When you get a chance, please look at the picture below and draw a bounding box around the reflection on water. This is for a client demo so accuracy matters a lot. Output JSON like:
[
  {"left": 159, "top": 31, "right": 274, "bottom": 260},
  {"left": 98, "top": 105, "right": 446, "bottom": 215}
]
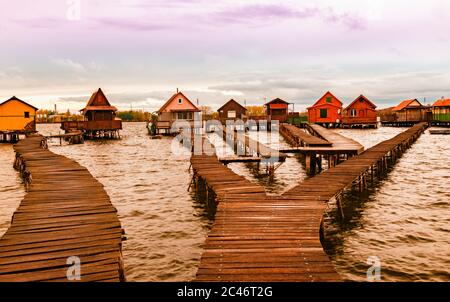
[{"left": 0, "top": 124, "right": 448, "bottom": 282}]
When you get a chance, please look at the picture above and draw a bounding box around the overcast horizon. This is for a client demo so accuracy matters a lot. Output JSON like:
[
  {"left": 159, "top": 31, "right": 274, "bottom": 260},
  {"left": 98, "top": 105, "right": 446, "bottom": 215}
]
[{"left": 2, "top": 0, "right": 450, "bottom": 112}]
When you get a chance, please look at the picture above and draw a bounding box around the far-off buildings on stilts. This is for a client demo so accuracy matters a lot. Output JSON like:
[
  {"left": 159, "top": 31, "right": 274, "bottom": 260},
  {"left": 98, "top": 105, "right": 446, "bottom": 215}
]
[
  {"left": 391, "top": 99, "right": 431, "bottom": 126},
  {"left": 264, "top": 98, "right": 289, "bottom": 123},
  {"left": 61, "top": 88, "right": 122, "bottom": 139},
  {"left": 156, "top": 90, "right": 201, "bottom": 135},
  {"left": 341, "top": 95, "right": 378, "bottom": 128},
  {"left": 0, "top": 96, "right": 38, "bottom": 143},
  {"left": 307, "top": 91, "right": 343, "bottom": 127},
  {"left": 432, "top": 98, "right": 450, "bottom": 126},
  {"left": 216, "top": 99, "right": 247, "bottom": 131}
]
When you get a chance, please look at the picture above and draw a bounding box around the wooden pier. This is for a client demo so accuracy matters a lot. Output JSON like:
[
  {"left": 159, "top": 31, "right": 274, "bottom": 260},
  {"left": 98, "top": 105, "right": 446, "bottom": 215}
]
[
  {"left": 280, "top": 124, "right": 332, "bottom": 147},
  {"left": 0, "top": 135, "right": 125, "bottom": 282},
  {"left": 45, "top": 131, "right": 84, "bottom": 145},
  {"left": 280, "top": 123, "right": 364, "bottom": 175},
  {"left": 222, "top": 128, "right": 287, "bottom": 163},
  {"left": 191, "top": 139, "right": 340, "bottom": 282},
  {"left": 192, "top": 123, "right": 428, "bottom": 282}
]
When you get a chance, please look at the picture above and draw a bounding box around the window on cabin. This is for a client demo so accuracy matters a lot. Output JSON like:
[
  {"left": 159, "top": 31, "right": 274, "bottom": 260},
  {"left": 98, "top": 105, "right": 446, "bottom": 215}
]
[
  {"left": 24, "top": 112, "right": 30, "bottom": 118},
  {"left": 178, "top": 99, "right": 182, "bottom": 104},
  {"left": 320, "top": 109, "right": 327, "bottom": 118},
  {"left": 350, "top": 109, "right": 357, "bottom": 117},
  {"left": 228, "top": 110, "right": 236, "bottom": 118},
  {"left": 326, "top": 97, "right": 332, "bottom": 103}
]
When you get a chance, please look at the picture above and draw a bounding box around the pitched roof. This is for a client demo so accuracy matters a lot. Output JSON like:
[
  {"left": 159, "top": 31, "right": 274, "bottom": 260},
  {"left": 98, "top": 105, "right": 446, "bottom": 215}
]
[
  {"left": 344, "top": 95, "right": 377, "bottom": 110},
  {"left": 0, "top": 96, "right": 38, "bottom": 110},
  {"left": 157, "top": 91, "right": 200, "bottom": 113},
  {"left": 81, "top": 88, "right": 117, "bottom": 112},
  {"left": 310, "top": 91, "right": 343, "bottom": 108},
  {"left": 264, "top": 98, "right": 289, "bottom": 106},
  {"left": 217, "top": 99, "right": 247, "bottom": 112},
  {"left": 432, "top": 98, "right": 450, "bottom": 107},
  {"left": 393, "top": 99, "right": 422, "bottom": 111}
]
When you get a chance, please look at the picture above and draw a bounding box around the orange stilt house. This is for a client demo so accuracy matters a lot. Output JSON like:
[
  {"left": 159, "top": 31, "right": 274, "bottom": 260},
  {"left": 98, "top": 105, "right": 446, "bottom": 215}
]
[
  {"left": 156, "top": 90, "right": 201, "bottom": 135},
  {"left": 307, "top": 92, "right": 343, "bottom": 127},
  {"left": 61, "top": 88, "right": 122, "bottom": 138},
  {"left": 265, "top": 98, "right": 289, "bottom": 122},
  {"left": 342, "top": 95, "right": 378, "bottom": 128},
  {"left": 0, "top": 96, "right": 38, "bottom": 143}
]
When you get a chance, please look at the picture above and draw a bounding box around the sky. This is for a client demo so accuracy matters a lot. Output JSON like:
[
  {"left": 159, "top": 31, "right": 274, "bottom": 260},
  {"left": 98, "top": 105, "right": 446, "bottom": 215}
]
[{"left": 1, "top": 0, "right": 450, "bottom": 112}]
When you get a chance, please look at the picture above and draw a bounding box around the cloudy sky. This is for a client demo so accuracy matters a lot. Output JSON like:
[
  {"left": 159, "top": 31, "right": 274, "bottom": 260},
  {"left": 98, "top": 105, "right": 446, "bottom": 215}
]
[{"left": 1, "top": 0, "right": 450, "bottom": 112}]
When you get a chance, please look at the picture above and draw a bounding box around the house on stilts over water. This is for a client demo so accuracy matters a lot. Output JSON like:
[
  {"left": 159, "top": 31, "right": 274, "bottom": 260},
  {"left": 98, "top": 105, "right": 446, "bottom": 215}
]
[
  {"left": 156, "top": 90, "right": 201, "bottom": 135},
  {"left": 388, "top": 99, "right": 431, "bottom": 126},
  {"left": 341, "top": 95, "right": 378, "bottom": 128},
  {"left": 0, "top": 96, "right": 38, "bottom": 143},
  {"left": 431, "top": 98, "right": 450, "bottom": 126},
  {"left": 307, "top": 91, "right": 343, "bottom": 127},
  {"left": 61, "top": 88, "right": 122, "bottom": 139}
]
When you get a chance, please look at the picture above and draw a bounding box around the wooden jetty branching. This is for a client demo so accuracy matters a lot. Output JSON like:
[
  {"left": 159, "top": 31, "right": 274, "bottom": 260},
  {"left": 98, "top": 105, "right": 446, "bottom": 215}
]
[
  {"left": 280, "top": 123, "right": 364, "bottom": 175},
  {"left": 191, "top": 122, "right": 428, "bottom": 282},
  {"left": 0, "top": 134, "right": 125, "bottom": 282}
]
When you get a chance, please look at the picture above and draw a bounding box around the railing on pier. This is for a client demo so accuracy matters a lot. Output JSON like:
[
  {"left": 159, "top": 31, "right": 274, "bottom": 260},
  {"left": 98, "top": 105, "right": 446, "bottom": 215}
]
[{"left": 61, "top": 120, "right": 122, "bottom": 132}]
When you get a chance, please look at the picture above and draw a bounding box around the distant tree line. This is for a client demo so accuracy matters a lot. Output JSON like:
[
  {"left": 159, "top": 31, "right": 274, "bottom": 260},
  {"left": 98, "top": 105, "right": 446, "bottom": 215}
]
[{"left": 116, "top": 110, "right": 152, "bottom": 122}]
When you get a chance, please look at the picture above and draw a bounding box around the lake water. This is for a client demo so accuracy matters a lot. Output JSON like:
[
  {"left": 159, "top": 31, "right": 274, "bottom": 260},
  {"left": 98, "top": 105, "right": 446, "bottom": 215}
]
[{"left": 0, "top": 123, "right": 448, "bottom": 281}]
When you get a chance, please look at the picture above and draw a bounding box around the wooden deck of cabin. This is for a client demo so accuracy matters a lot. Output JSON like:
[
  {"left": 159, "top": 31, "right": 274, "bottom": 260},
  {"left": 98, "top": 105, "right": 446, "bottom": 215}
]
[
  {"left": 192, "top": 123, "right": 428, "bottom": 282},
  {"left": 0, "top": 135, "right": 125, "bottom": 282}
]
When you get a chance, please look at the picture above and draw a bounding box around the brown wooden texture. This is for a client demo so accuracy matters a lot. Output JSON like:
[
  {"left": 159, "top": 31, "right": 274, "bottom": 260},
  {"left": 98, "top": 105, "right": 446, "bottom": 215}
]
[
  {"left": 0, "top": 135, "right": 125, "bottom": 282},
  {"left": 193, "top": 123, "right": 428, "bottom": 282}
]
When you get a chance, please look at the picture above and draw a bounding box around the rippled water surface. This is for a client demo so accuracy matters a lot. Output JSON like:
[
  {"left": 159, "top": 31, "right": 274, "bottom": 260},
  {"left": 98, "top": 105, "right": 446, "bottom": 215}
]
[
  {"left": 324, "top": 127, "right": 450, "bottom": 281},
  {"left": 0, "top": 123, "right": 448, "bottom": 281},
  {"left": 0, "top": 145, "right": 24, "bottom": 236},
  {"left": 37, "top": 123, "right": 212, "bottom": 281}
]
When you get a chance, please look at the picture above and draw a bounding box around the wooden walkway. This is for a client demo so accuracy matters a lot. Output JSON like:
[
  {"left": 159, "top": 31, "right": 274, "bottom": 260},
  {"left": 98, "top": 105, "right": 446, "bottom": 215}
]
[
  {"left": 304, "top": 124, "right": 364, "bottom": 154},
  {"left": 284, "top": 123, "right": 428, "bottom": 217},
  {"left": 222, "top": 129, "right": 287, "bottom": 162},
  {"left": 0, "top": 135, "right": 125, "bottom": 282},
  {"left": 192, "top": 123, "right": 428, "bottom": 282},
  {"left": 280, "top": 124, "right": 332, "bottom": 147},
  {"left": 191, "top": 139, "right": 340, "bottom": 282}
]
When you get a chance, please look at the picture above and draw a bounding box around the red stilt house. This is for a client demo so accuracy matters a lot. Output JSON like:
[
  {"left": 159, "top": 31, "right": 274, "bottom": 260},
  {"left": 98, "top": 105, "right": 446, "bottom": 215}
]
[
  {"left": 342, "top": 95, "right": 378, "bottom": 128},
  {"left": 307, "top": 92, "right": 343, "bottom": 127},
  {"left": 265, "top": 98, "right": 289, "bottom": 122}
]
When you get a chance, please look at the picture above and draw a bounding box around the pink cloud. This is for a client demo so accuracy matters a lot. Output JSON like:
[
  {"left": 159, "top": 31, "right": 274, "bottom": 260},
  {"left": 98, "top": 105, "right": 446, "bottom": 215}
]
[
  {"left": 93, "top": 18, "right": 170, "bottom": 31},
  {"left": 212, "top": 4, "right": 366, "bottom": 30}
]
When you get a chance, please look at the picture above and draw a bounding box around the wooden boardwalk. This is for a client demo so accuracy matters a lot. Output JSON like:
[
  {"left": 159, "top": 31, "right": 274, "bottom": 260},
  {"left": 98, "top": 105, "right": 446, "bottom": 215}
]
[
  {"left": 280, "top": 123, "right": 365, "bottom": 175},
  {"left": 305, "top": 124, "right": 364, "bottom": 154},
  {"left": 193, "top": 123, "right": 428, "bottom": 282},
  {"left": 222, "top": 129, "right": 287, "bottom": 162},
  {"left": 280, "top": 124, "right": 332, "bottom": 147},
  {"left": 0, "top": 135, "right": 125, "bottom": 282},
  {"left": 191, "top": 139, "right": 340, "bottom": 282},
  {"left": 284, "top": 123, "right": 428, "bottom": 217}
]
